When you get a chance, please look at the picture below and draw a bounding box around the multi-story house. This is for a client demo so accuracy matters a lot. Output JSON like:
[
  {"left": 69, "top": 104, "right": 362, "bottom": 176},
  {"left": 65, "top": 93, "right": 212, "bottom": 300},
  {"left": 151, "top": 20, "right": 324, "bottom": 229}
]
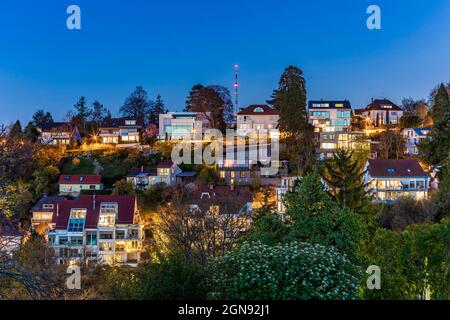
[
  {"left": 99, "top": 118, "right": 142, "bottom": 144},
  {"left": 364, "top": 159, "right": 430, "bottom": 203},
  {"left": 31, "top": 196, "right": 66, "bottom": 232},
  {"left": 39, "top": 122, "right": 81, "bottom": 146},
  {"left": 158, "top": 112, "right": 210, "bottom": 140},
  {"left": 236, "top": 105, "right": 279, "bottom": 137},
  {"left": 47, "top": 195, "right": 145, "bottom": 266},
  {"left": 317, "top": 131, "right": 371, "bottom": 160},
  {"left": 357, "top": 99, "right": 404, "bottom": 127},
  {"left": 308, "top": 100, "right": 352, "bottom": 133},
  {"left": 401, "top": 128, "right": 431, "bottom": 155},
  {"left": 127, "top": 160, "right": 182, "bottom": 189},
  {"left": 59, "top": 175, "right": 103, "bottom": 196}
]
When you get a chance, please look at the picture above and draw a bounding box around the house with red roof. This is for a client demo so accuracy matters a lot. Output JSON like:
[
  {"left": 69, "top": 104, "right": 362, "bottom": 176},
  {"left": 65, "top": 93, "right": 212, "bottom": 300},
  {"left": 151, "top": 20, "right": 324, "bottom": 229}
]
[
  {"left": 46, "top": 195, "right": 144, "bottom": 266},
  {"left": 357, "top": 99, "right": 404, "bottom": 127},
  {"left": 364, "top": 159, "right": 430, "bottom": 203},
  {"left": 236, "top": 104, "right": 279, "bottom": 137},
  {"left": 59, "top": 175, "right": 103, "bottom": 196}
]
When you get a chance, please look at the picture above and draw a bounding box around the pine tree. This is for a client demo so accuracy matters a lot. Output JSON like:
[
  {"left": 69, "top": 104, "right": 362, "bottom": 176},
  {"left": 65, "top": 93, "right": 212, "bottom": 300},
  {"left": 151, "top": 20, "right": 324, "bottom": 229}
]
[
  {"left": 322, "top": 149, "right": 371, "bottom": 213},
  {"left": 74, "top": 96, "right": 90, "bottom": 134},
  {"left": 148, "top": 94, "right": 166, "bottom": 125},
  {"left": 419, "top": 83, "right": 450, "bottom": 166},
  {"left": 271, "top": 66, "right": 308, "bottom": 136}
]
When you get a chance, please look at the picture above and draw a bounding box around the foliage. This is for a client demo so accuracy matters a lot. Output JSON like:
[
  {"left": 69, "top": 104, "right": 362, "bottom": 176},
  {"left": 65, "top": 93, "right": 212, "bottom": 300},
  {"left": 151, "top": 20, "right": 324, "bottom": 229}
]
[
  {"left": 376, "top": 129, "right": 406, "bottom": 160},
  {"left": 284, "top": 172, "right": 365, "bottom": 260},
  {"left": 322, "top": 149, "right": 371, "bottom": 213},
  {"left": 112, "top": 179, "right": 136, "bottom": 195},
  {"left": 148, "top": 94, "right": 166, "bottom": 126},
  {"left": 120, "top": 86, "right": 153, "bottom": 125},
  {"left": 197, "top": 166, "right": 219, "bottom": 186},
  {"left": 364, "top": 219, "right": 450, "bottom": 300},
  {"left": 0, "top": 181, "right": 33, "bottom": 219},
  {"left": 241, "top": 211, "right": 288, "bottom": 246},
  {"left": 212, "top": 241, "right": 361, "bottom": 300},
  {"left": 418, "top": 83, "right": 450, "bottom": 167},
  {"left": 270, "top": 66, "right": 308, "bottom": 135},
  {"left": 31, "top": 166, "right": 60, "bottom": 199},
  {"left": 399, "top": 114, "right": 422, "bottom": 129},
  {"left": 141, "top": 183, "right": 168, "bottom": 210}
]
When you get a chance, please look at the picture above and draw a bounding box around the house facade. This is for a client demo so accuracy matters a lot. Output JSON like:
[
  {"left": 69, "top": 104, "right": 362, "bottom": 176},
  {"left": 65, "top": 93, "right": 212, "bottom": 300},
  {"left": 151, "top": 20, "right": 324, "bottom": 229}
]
[
  {"left": 31, "top": 196, "right": 66, "bottom": 232},
  {"left": 401, "top": 128, "right": 431, "bottom": 155},
  {"left": 59, "top": 175, "right": 103, "bottom": 196},
  {"left": 158, "top": 112, "right": 210, "bottom": 140},
  {"left": 127, "top": 160, "right": 182, "bottom": 189},
  {"left": 317, "top": 131, "right": 370, "bottom": 160},
  {"left": 275, "top": 176, "right": 300, "bottom": 214},
  {"left": 99, "top": 118, "right": 142, "bottom": 144},
  {"left": 308, "top": 100, "right": 352, "bottom": 133},
  {"left": 46, "top": 195, "right": 145, "bottom": 266},
  {"left": 39, "top": 122, "right": 81, "bottom": 146},
  {"left": 364, "top": 159, "right": 430, "bottom": 203},
  {"left": 358, "top": 99, "right": 404, "bottom": 127},
  {"left": 236, "top": 105, "right": 279, "bottom": 137}
]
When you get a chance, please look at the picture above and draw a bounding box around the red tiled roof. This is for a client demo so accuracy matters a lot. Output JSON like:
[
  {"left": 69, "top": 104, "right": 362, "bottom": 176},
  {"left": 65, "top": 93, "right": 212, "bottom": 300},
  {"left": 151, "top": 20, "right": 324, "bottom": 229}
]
[
  {"left": 52, "top": 195, "right": 137, "bottom": 229},
  {"left": 237, "top": 104, "right": 279, "bottom": 115},
  {"left": 59, "top": 175, "right": 102, "bottom": 185},
  {"left": 367, "top": 159, "right": 429, "bottom": 178}
]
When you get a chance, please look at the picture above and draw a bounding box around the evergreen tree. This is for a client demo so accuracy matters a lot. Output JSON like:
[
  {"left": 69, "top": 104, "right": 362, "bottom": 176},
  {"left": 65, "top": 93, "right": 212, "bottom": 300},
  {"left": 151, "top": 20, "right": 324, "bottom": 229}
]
[
  {"left": 270, "top": 66, "right": 308, "bottom": 135},
  {"left": 148, "top": 94, "right": 166, "bottom": 125},
  {"left": 31, "top": 109, "right": 53, "bottom": 128},
  {"left": 419, "top": 83, "right": 450, "bottom": 166},
  {"left": 322, "top": 149, "right": 371, "bottom": 213},
  {"left": 90, "top": 100, "right": 108, "bottom": 126},
  {"left": 74, "top": 96, "right": 90, "bottom": 134},
  {"left": 284, "top": 171, "right": 365, "bottom": 260},
  {"left": 9, "top": 121, "right": 23, "bottom": 138}
]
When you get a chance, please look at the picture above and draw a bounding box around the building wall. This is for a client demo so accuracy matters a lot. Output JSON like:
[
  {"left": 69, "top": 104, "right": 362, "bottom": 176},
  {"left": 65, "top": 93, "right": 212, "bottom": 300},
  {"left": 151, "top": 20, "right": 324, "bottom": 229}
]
[{"left": 59, "top": 183, "right": 103, "bottom": 195}]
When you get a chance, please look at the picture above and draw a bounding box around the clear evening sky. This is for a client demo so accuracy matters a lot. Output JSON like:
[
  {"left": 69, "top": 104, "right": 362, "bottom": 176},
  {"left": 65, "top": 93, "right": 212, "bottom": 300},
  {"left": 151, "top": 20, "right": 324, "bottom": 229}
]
[{"left": 0, "top": 0, "right": 449, "bottom": 125}]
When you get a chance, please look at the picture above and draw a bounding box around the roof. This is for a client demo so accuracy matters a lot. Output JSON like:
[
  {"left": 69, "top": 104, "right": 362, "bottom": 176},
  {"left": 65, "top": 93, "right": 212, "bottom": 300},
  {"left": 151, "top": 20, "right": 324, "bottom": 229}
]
[
  {"left": 367, "top": 159, "right": 429, "bottom": 178},
  {"left": 52, "top": 195, "right": 137, "bottom": 230},
  {"left": 31, "top": 196, "right": 66, "bottom": 212},
  {"left": 100, "top": 117, "right": 143, "bottom": 128},
  {"left": 363, "top": 99, "right": 402, "bottom": 112},
  {"left": 237, "top": 104, "right": 279, "bottom": 115},
  {"left": 40, "top": 122, "right": 72, "bottom": 132},
  {"left": 157, "top": 160, "right": 175, "bottom": 169},
  {"left": 59, "top": 175, "right": 102, "bottom": 185},
  {"left": 308, "top": 100, "right": 352, "bottom": 110},
  {"left": 413, "top": 128, "right": 431, "bottom": 137},
  {"left": 176, "top": 172, "right": 197, "bottom": 178},
  {"left": 189, "top": 186, "right": 253, "bottom": 214},
  {"left": 127, "top": 166, "right": 157, "bottom": 177}
]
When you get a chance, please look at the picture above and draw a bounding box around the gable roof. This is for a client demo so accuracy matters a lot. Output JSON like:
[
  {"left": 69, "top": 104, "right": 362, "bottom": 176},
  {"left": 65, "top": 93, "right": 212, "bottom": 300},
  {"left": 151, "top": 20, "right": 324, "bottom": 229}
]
[
  {"left": 100, "top": 117, "right": 143, "bottom": 128},
  {"left": 40, "top": 122, "right": 73, "bottom": 132},
  {"left": 189, "top": 186, "right": 253, "bottom": 214},
  {"left": 308, "top": 100, "right": 352, "bottom": 110},
  {"left": 31, "top": 196, "right": 66, "bottom": 212},
  {"left": 59, "top": 175, "right": 102, "bottom": 185},
  {"left": 157, "top": 160, "right": 175, "bottom": 169},
  {"left": 363, "top": 99, "right": 402, "bottom": 112},
  {"left": 367, "top": 159, "right": 429, "bottom": 178},
  {"left": 52, "top": 195, "right": 137, "bottom": 229},
  {"left": 237, "top": 104, "right": 278, "bottom": 115}
]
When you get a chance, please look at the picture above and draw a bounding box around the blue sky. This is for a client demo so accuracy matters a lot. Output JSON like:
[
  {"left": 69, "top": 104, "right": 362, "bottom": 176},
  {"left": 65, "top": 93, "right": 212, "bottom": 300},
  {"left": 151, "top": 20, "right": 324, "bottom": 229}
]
[{"left": 0, "top": 0, "right": 449, "bottom": 125}]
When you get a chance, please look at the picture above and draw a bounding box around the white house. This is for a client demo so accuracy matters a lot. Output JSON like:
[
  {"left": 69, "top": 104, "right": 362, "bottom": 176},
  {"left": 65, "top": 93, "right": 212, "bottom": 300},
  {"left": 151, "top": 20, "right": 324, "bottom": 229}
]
[
  {"left": 127, "top": 160, "right": 182, "bottom": 189},
  {"left": 39, "top": 122, "right": 81, "bottom": 146},
  {"left": 99, "top": 118, "right": 142, "bottom": 144},
  {"left": 364, "top": 159, "right": 430, "bottom": 203},
  {"left": 46, "top": 195, "right": 144, "bottom": 266},
  {"left": 158, "top": 112, "right": 210, "bottom": 140},
  {"left": 236, "top": 105, "right": 279, "bottom": 137},
  {"left": 357, "top": 99, "right": 404, "bottom": 127},
  {"left": 59, "top": 175, "right": 103, "bottom": 196},
  {"left": 401, "top": 128, "right": 431, "bottom": 155}
]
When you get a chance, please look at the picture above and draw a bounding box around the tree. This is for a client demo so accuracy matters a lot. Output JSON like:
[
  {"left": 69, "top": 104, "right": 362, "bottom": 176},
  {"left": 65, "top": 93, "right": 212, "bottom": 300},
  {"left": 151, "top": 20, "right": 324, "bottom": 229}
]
[
  {"left": 31, "top": 110, "right": 54, "bottom": 128},
  {"left": 270, "top": 66, "right": 308, "bottom": 135},
  {"left": 284, "top": 172, "right": 365, "bottom": 260},
  {"left": 295, "top": 123, "right": 317, "bottom": 175},
  {"left": 112, "top": 179, "right": 136, "bottom": 195},
  {"left": 401, "top": 98, "right": 429, "bottom": 120},
  {"left": 148, "top": 94, "right": 166, "bottom": 126},
  {"left": 212, "top": 242, "right": 361, "bottom": 300},
  {"left": 322, "top": 149, "right": 371, "bottom": 213},
  {"left": 399, "top": 114, "right": 422, "bottom": 129},
  {"left": 241, "top": 211, "right": 288, "bottom": 246},
  {"left": 377, "top": 129, "right": 406, "bottom": 160},
  {"left": 9, "top": 121, "right": 23, "bottom": 138},
  {"left": 208, "top": 85, "right": 234, "bottom": 124},
  {"left": 185, "top": 85, "right": 226, "bottom": 131},
  {"left": 418, "top": 84, "right": 450, "bottom": 167},
  {"left": 90, "top": 100, "right": 109, "bottom": 126},
  {"left": 120, "top": 86, "right": 153, "bottom": 125},
  {"left": 73, "top": 96, "right": 90, "bottom": 134},
  {"left": 364, "top": 219, "right": 450, "bottom": 300},
  {"left": 31, "top": 166, "right": 60, "bottom": 199}
]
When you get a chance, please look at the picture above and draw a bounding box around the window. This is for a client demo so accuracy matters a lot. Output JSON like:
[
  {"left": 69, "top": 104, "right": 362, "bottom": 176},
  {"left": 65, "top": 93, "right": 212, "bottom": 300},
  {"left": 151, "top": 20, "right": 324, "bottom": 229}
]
[
  {"left": 99, "top": 231, "right": 113, "bottom": 240},
  {"left": 220, "top": 171, "right": 225, "bottom": 179},
  {"left": 67, "top": 218, "right": 85, "bottom": 233},
  {"left": 59, "top": 236, "right": 68, "bottom": 245},
  {"left": 99, "top": 242, "right": 112, "bottom": 252},
  {"left": 159, "top": 168, "right": 170, "bottom": 176},
  {"left": 311, "top": 111, "right": 330, "bottom": 118},
  {"left": 115, "top": 244, "right": 125, "bottom": 252},
  {"left": 43, "top": 204, "right": 54, "bottom": 209},
  {"left": 116, "top": 230, "right": 126, "bottom": 240},
  {"left": 129, "top": 229, "right": 139, "bottom": 239},
  {"left": 337, "top": 111, "right": 351, "bottom": 119},
  {"left": 253, "top": 107, "right": 264, "bottom": 113},
  {"left": 387, "top": 168, "right": 396, "bottom": 174},
  {"left": 86, "top": 232, "right": 97, "bottom": 246},
  {"left": 125, "top": 120, "right": 137, "bottom": 126},
  {"left": 69, "top": 236, "right": 83, "bottom": 246},
  {"left": 321, "top": 143, "right": 336, "bottom": 150}
]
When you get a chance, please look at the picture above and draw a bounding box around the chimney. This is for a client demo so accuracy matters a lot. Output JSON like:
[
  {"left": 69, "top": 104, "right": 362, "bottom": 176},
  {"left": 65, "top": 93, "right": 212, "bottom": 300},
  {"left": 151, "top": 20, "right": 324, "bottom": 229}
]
[
  {"left": 56, "top": 203, "right": 59, "bottom": 217},
  {"left": 93, "top": 194, "right": 96, "bottom": 209},
  {"left": 209, "top": 184, "right": 214, "bottom": 190},
  {"left": 141, "top": 165, "right": 144, "bottom": 173},
  {"left": 230, "top": 184, "right": 234, "bottom": 191}
]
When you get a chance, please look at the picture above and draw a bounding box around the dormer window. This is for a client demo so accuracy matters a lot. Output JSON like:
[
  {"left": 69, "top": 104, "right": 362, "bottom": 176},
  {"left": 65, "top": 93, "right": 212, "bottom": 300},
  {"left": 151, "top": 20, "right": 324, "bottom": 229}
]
[
  {"left": 254, "top": 107, "right": 264, "bottom": 113},
  {"left": 67, "top": 209, "right": 87, "bottom": 233},
  {"left": 98, "top": 203, "right": 118, "bottom": 227},
  {"left": 387, "top": 168, "right": 396, "bottom": 174},
  {"left": 80, "top": 176, "right": 84, "bottom": 182},
  {"left": 43, "top": 204, "right": 54, "bottom": 209},
  {"left": 201, "top": 192, "right": 211, "bottom": 199},
  {"left": 125, "top": 120, "right": 137, "bottom": 126}
]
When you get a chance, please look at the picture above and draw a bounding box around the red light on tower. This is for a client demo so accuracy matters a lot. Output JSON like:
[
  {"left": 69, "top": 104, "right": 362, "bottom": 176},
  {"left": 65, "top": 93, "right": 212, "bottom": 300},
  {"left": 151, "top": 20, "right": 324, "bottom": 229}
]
[{"left": 234, "top": 64, "right": 239, "bottom": 114}]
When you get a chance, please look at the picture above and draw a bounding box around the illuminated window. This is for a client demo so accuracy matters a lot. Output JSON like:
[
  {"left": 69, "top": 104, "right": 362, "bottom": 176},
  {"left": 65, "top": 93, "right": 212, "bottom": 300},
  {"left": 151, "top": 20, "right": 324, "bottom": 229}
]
[
  {"left": 321, "top": 143, "right": 336, "bottom": 150},
  {"left": 67, "top": 209, "right": 86, "bottom": 233}
]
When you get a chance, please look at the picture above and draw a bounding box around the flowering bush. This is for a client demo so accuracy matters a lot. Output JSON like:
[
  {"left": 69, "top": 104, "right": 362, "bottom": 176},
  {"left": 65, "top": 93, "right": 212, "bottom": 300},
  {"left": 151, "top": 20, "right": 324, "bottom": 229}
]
[{"left": 212, "top": 241, "right": 361, "bottom": 300}]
